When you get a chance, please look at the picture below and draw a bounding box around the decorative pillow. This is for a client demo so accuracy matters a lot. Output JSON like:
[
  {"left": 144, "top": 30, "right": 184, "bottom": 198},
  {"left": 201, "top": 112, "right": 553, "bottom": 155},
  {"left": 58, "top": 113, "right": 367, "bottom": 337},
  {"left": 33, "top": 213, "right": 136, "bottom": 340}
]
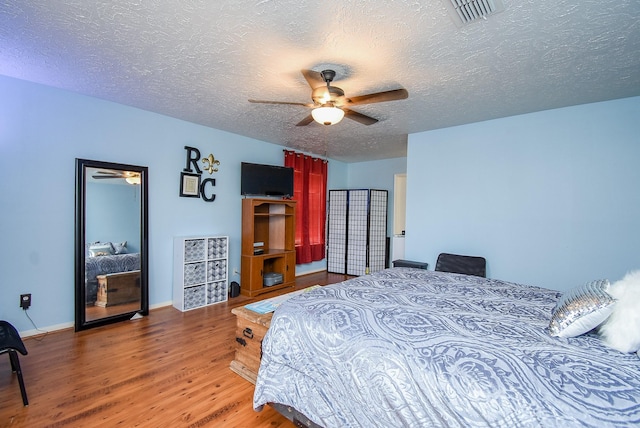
[
  {"left": 548, "top": 279, "right": 614, "bottom": 338},
  {"left": 598, "top": 270, "right": 640, "bottom": 353},
  {"left": 111, "top": 241, "right": 128, "bottom": 255},
  {"left": 88, "top": 242, "right": 114, "bottom": 257},
  {"left": 85, "top": 241, "right": 100, "bottom": 256}
]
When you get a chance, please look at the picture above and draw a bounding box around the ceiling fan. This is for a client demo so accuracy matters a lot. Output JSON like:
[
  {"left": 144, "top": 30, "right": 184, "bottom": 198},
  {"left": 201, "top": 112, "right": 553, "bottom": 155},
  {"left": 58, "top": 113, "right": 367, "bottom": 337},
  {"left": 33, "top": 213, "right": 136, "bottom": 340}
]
[
  {"left": 249, "top": 69, "right": 408, "bottom": 126},
  {"left": 92, "top": 170, "right": 141, "bottom": 185}
]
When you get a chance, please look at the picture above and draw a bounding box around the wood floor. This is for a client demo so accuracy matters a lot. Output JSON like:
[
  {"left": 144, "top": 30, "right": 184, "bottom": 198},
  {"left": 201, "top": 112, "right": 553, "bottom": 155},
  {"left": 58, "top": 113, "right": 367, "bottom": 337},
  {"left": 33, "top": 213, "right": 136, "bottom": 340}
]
[{"left": 0, "top": 271, "right": 352, "bottom": 428}]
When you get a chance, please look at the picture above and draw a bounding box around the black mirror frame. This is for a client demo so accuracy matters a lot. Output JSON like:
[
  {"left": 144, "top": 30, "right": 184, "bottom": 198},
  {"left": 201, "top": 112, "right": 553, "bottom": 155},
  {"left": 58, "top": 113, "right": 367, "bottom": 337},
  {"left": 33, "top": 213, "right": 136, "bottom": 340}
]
[{"left": 74, "top": 158, "right": 149, "bottom": 331}]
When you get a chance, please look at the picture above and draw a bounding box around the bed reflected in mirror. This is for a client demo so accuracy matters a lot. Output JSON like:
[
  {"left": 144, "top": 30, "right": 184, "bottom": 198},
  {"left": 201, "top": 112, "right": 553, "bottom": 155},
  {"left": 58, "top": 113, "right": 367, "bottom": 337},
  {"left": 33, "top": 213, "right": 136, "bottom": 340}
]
[{"left": 75, "top": 159, "right": 148, "bottom": 331}]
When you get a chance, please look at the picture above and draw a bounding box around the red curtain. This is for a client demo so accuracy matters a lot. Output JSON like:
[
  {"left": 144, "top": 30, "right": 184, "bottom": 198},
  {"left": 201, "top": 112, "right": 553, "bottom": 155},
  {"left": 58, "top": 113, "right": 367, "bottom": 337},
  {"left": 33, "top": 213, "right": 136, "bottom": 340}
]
[{"left": 284, "top": 150, "right": 328, "bottom": 264}]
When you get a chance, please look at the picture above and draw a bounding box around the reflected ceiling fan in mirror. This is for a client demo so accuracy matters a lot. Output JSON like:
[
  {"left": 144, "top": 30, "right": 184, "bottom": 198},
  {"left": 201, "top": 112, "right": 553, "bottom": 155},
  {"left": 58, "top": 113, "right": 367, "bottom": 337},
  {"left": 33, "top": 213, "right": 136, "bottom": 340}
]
[
  {"left": 92, "top": 170, "right": 141, "bottom": 185},
  {"left": 249, "top": 69, "right": 408, "bottom": 126}
]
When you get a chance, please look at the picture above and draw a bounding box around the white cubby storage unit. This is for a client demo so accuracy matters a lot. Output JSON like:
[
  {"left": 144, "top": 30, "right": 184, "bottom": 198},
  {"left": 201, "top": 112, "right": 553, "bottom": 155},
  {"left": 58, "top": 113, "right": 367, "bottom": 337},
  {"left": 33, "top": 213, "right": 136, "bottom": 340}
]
[{"left": 173, "top": 236, "right": 229, "bottom": 311}]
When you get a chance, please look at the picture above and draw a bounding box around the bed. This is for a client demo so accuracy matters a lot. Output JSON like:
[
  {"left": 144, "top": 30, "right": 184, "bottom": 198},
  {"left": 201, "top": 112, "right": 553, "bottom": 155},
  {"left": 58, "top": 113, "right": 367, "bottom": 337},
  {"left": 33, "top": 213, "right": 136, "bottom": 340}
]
[
  {"left": 253, "top": 268, "right": 640, "bottom": 427},
  {"left": 85, "top": 252, "right": 140, "bottom": 304}
]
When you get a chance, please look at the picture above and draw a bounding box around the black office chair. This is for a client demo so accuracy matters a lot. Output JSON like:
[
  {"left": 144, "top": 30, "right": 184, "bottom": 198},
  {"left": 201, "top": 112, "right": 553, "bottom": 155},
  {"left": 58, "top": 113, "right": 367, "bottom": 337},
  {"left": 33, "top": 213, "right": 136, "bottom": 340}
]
[
  {"left": 0, "top": 321, "right": 29, "bottom": 406},
  {"left": 435, "top": 252, "right": 487, "bottom": 278}
]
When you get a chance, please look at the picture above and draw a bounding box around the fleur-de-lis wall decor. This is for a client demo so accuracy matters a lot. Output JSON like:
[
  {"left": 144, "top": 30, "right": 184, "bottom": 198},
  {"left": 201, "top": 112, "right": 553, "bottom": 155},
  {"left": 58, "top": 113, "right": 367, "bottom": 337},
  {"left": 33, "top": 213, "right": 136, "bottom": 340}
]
[{"left": 202, "top": 154, "right": 220, "bottom": 174}]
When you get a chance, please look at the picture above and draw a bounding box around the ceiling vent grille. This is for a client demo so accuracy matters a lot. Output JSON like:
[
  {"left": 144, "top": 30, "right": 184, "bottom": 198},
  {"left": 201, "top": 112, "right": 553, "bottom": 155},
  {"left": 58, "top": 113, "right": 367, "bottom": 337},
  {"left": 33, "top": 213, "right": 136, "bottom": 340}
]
[{"left": 444, "top": 0, "right": 504, "bottom": 27}]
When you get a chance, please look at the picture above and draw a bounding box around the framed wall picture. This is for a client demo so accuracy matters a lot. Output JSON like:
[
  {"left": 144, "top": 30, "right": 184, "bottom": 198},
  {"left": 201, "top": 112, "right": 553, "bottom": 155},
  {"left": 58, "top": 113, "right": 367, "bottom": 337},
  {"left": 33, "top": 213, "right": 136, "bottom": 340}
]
[{"left": 180, "top": 172, "right": 200, "bottom": 197}]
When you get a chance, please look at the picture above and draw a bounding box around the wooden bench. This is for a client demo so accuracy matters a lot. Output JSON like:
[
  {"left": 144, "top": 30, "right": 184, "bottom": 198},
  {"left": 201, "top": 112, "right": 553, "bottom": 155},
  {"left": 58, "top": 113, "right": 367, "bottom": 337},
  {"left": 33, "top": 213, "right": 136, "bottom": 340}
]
[
  {"left": 229, "top": 306, "right": 273, "bottom": 384},
  {"left": 95, "top": 270, "right": 141, "bottom": 307}
]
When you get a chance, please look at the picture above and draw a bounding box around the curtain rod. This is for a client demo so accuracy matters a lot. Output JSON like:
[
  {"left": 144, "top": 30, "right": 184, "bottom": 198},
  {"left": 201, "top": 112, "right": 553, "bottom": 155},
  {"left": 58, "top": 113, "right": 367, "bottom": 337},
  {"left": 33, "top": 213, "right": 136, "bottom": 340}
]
[{"left": 283, "top": 149, "right": 329, "bottom": 163}]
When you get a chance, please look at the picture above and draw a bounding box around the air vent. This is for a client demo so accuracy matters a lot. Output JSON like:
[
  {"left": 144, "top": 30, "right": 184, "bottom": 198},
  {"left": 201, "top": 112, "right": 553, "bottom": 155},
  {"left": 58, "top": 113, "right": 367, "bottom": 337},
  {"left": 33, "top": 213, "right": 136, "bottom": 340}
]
[{"left": 444, "top": 0, "right": 504, "bottom": 27}]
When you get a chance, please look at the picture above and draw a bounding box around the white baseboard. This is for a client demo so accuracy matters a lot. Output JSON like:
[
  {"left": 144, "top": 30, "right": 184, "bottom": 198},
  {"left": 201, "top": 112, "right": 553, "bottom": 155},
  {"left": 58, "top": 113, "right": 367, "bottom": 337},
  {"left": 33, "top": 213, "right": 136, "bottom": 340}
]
[
  {"left": 21, "top": 321, "right": 74, "bottom": 338},
  {"left": 20, "top": 302, "right": 174, "bottom": 337},
  {"left": 151, "top": 301, "right": 172, "bottom": 310},
  {"left": 295, "top": 267, "right": 326, "bottom": 276}
]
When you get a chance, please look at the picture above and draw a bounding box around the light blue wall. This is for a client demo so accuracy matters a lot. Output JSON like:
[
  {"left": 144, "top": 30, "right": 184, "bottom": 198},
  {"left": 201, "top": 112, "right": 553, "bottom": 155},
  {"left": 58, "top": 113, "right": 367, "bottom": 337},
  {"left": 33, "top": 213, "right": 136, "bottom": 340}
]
[
  {"left": 405, "top": 96, "right": 640, "bottom": 292},
  {"left": 0, "top": 75, "right": 351, "bottom": 333},
  {"left": 346, "top": 157, "right": 407, "bottom": 232}
]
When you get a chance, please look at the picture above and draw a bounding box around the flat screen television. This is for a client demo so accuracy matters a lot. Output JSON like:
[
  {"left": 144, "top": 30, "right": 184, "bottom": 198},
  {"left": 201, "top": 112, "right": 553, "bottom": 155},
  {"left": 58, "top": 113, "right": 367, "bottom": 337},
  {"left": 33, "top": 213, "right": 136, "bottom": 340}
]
[{"left": 241, "top": 162, "right": 294, "bottom": 197}]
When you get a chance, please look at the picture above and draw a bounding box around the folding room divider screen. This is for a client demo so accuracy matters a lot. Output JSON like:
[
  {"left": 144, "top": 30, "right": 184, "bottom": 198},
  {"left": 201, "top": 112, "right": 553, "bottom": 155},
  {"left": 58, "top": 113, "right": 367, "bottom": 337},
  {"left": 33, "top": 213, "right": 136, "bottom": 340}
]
[{"left": 327, "top": 189, "right": 388, "bottom": 276}]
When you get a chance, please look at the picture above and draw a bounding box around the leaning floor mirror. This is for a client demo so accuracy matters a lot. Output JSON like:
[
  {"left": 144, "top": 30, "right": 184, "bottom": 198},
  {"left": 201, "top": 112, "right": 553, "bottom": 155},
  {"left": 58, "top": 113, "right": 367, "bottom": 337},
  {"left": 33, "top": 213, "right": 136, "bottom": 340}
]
[{"left": 75, "top": 158, "right": 149, "bottom": 331}]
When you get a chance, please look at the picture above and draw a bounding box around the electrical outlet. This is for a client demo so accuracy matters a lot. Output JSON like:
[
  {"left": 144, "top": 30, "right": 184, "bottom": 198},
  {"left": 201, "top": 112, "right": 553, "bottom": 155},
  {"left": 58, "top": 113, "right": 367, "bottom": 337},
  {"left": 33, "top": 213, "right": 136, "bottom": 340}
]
[{"left": 20, "top": 293, "right": 31, "bottom": 310}]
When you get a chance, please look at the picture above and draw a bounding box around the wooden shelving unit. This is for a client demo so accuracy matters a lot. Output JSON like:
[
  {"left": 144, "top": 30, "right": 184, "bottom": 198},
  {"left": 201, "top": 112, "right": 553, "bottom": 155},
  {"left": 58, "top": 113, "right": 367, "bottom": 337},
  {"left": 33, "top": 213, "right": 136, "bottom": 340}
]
[{"left": 241, "top": 198, "right": 296, "bottom": 297}]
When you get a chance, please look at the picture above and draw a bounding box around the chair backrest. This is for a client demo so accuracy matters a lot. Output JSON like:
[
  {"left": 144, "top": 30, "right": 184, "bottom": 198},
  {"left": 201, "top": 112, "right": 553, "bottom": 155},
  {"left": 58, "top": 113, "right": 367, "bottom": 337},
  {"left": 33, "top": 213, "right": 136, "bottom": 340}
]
[
  {"left": 435, "top": 253, "right": 487, "bottom": 277},
  {"left": 0, "top": 321, "right": 28, "bottom": 356}
]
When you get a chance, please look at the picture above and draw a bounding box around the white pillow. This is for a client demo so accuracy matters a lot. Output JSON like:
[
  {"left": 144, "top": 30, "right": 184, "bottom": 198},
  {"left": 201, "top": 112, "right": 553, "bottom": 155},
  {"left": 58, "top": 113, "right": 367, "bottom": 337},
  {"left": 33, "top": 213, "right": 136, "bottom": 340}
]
[
  {"left": 88, "top": 242, "right": 114, "bottom": 257},
  {"left": 548, "top": 279, "right": 614, "bottom": 338},
  {"left": 598, "top": 270, "right": 640, "bottom": 353}
]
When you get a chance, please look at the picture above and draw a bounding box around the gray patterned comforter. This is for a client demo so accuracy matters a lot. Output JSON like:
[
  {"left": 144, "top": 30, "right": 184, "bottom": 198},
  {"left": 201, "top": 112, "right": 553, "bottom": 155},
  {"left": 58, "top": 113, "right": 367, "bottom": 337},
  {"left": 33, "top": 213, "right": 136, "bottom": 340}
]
[
  {"left": 85, "top": 253, "right": 140, "bottom": 303},
  {"left": 254, "top": 268, "right": 640, "bottom": 427}
]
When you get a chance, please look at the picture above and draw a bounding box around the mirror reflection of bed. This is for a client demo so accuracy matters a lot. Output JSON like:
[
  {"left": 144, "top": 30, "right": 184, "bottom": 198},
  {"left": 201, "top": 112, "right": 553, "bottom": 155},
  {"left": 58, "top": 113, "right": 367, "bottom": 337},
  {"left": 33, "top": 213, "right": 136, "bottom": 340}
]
[{"left": 84, "top": 169, "right": 142, "bottom": 322}]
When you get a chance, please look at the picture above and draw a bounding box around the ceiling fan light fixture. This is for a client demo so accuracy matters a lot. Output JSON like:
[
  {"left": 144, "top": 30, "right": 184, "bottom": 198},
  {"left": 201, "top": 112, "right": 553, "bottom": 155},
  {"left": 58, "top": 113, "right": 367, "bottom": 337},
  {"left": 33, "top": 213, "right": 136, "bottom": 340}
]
[
  {"left": 312, "top": 106, "right": 344, "bottom": 126},
  {"left": 125, "top": 176, "right": 141, "bottom": 185}
]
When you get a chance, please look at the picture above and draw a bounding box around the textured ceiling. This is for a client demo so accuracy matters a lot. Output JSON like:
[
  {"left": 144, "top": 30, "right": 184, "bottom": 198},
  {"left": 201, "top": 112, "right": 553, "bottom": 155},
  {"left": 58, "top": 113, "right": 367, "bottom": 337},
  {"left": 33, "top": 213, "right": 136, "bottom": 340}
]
[{"left": 1, "top": 1, "right": 639, "bottom": 162}]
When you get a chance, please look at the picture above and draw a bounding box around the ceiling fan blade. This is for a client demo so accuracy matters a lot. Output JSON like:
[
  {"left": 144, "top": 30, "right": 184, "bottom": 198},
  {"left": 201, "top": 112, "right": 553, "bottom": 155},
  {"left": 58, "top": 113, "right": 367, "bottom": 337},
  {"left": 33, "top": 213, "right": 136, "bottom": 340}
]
[
  {"left": 301, "top": 69, "right": 325, "bottom": 89},
  {"left": 93, "top": 172, "right": 123, "bottom": 177},
  {"left": 249, "top": 99, "right": 312, "bottom": 107},
  {"left": 343, "top": 108, "right": 379, "bottom": 125},
  {"left": 295, "top": 114, "right": 315, "bottom": 126},
  {"left": 346, "top": 88, "right": 408, "bottom": 106}
]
